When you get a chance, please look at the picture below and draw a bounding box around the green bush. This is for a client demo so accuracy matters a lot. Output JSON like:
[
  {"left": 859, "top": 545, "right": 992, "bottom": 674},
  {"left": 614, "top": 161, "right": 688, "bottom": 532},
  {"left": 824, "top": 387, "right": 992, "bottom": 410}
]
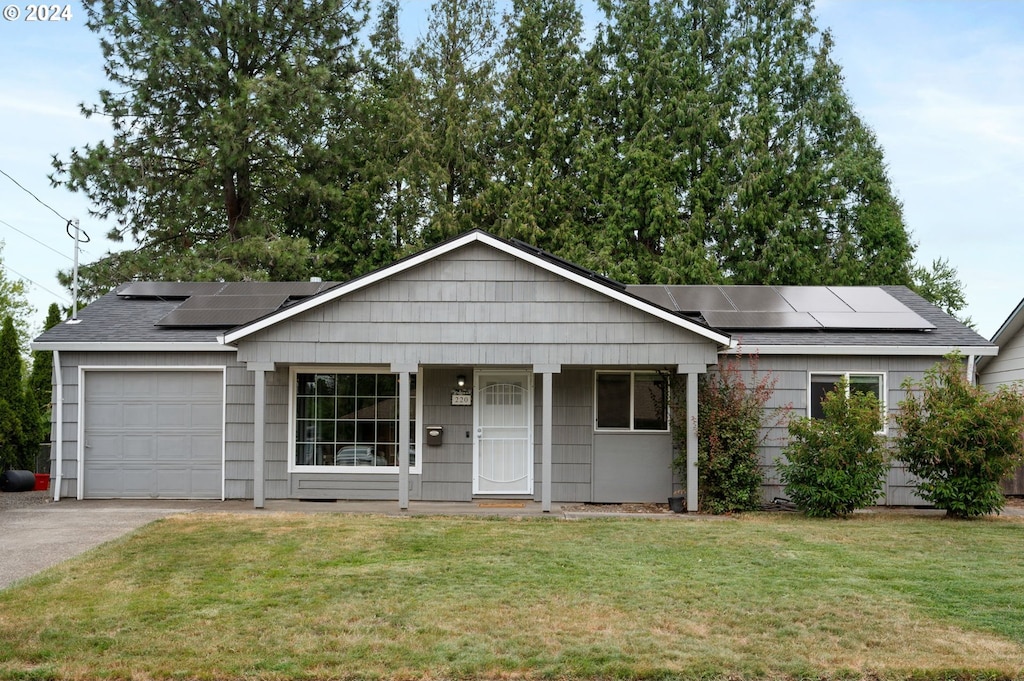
[
  {"left": 779, "top": 378, "right": 888, "bottom": 517},
  {"left": 895, "top": 354, "right": 1024, "bottom": 518},
  {"left": 673, "top": 355, "right": 782, "bottom": 514}
]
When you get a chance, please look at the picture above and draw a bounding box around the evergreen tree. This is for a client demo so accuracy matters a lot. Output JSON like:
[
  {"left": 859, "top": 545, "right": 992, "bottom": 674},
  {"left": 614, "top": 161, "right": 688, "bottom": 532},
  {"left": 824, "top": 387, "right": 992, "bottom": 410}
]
[
  {"left": 27, "top": 303, "right": 63, "bottom": 444},
  {"left": 491, "top": 0, "right": 587, "bottom": 256},
  {"left": 50, "top": 0, "right": 369, "bottom": 296},
  {"left": 0, "top": 316, "right": 25, "bottom": 470},
  {"left": 718, "top": 0, "right": 912, "bottom": 285},
  {"left": 414, "top": 0, "right": 501, "bottom": 243}
]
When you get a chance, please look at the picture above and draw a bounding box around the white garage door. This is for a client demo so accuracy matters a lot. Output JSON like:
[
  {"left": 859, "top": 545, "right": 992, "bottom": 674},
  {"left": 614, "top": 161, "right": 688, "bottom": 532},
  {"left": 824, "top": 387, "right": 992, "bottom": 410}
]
[{"left": 83, "top": 371, "right": 224, "bottom": 499}]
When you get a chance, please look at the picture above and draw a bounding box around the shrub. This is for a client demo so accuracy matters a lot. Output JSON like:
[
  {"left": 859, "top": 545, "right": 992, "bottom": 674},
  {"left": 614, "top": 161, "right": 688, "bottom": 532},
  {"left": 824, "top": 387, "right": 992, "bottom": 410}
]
[
  {"left": 673, "top": 354, "right": 783, "bottom": 514},
  {"left": 895, "top": 354, "right": 1024, "bottom": 518},
  {"left": 779, "top": 378, "right": 888, "bottom": 517}
]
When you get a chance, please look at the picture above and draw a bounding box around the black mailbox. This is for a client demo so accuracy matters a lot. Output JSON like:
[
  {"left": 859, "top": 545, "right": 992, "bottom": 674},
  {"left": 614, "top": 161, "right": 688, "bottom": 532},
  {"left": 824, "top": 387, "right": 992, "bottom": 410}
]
[{"left": 426, "top": 426, "right": 443, "bottom": 446}]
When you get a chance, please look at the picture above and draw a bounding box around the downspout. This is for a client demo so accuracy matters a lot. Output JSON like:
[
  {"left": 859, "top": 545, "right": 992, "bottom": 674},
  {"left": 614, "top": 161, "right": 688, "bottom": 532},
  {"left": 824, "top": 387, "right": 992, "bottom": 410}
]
[
  {"left": 966, "top": 354, "right": 976, "bottom": 386},
  {"left": 52, "top": 349, "right": 63, "bottom": 502}
]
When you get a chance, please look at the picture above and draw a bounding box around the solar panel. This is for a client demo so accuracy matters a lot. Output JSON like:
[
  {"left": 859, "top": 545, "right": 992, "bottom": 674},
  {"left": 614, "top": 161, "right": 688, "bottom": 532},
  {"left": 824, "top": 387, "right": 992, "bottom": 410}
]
[
  {"left": 702, "top": 310, "right": 822, "bottom": 329},
  {"left": 775, "top": 286, "right": 852, "bottom": 312},
  {"left": 829, "top": 287, "right": 910, "bottom": 313},
  {"left": 156, "top": 307, "right": 284, "bottom": 328},
  {"left": 118, "top": 282, "right": 227, "bottom": 298},
  {"left": 723, "top": 286, "right": 794, "bottom": 312},
  {"left": 662, "top": 286, "right": 735, "bottom": 312},
  {"left": 626, "top": 286, "right": 679, "bottom": 311},
  {"left": 810, "top": 312, "right": 936, "bottom": 330}
]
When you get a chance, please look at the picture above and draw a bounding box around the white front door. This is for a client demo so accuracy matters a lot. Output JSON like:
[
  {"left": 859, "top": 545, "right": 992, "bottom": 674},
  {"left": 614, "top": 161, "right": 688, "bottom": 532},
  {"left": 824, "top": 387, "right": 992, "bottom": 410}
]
[{"left": 474, "top": 370, "right": 533, "bottom": 495}]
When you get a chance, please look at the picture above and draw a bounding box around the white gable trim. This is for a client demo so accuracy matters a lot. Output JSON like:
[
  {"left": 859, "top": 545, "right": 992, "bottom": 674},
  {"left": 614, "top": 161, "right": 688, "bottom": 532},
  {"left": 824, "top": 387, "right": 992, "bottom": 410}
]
[
  {"left": 221, "top": 231, "right": 732, "bottom": 346},
  {"left": 725, "top": 344, "right": 999, "bottom": 357}
]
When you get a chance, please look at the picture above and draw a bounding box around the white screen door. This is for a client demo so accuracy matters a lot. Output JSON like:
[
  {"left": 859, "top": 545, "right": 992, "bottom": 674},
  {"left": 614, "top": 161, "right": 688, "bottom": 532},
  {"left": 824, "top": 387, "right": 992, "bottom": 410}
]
[{"left": 474, "top": 370, "right": 533, "bottom": 495}]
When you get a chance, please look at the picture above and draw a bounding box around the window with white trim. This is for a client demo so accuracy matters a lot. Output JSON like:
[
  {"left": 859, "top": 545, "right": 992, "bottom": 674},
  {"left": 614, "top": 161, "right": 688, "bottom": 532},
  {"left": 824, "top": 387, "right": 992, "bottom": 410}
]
[
  {"left": 294, "top": 371, "right": 416, "bottom": 469},
  {"left": 809, "top": 372, "right": 885, "bottom": 424},
  {"left": 595, "top": 371, "right": 668, "bottom": 431}
]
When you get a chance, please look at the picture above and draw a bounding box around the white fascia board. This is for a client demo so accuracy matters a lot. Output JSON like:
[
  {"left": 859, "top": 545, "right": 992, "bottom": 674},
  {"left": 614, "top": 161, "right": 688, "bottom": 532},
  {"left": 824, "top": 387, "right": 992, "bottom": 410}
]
[
  {"left": 30, "top": 342, "right": 234, "bottom": 353},
  {"left": 723, "top": 344, "right": 999, "bottom": 357},
  {"left": 223, "top": 231, "right": 732, "bottom": 347},
  {"left": 990, "top": 296, "right": 1024, "bottom": 345}
]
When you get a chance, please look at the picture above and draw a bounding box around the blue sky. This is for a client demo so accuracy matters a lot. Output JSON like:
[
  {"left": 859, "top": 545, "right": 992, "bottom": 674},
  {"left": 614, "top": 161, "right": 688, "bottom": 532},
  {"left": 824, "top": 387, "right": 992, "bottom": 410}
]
[{"left": 1, "top": 0, "right": 1022, "bottom": 338}]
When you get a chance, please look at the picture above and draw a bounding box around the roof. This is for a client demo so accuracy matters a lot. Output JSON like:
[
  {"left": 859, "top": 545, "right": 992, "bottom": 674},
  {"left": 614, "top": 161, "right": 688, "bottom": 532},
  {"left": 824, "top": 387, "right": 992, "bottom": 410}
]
[
  {"left": 32, "top": 281, "right": 338, "bottom": 351},
  {"left": 33, "top": 230, "right": 992, "bottom": 358},
  {"left": 218, "top": 230, "right": 732, "bottom": 346},
  {"left": 628, "top": 284, "right": 995, "bottom": 356}
]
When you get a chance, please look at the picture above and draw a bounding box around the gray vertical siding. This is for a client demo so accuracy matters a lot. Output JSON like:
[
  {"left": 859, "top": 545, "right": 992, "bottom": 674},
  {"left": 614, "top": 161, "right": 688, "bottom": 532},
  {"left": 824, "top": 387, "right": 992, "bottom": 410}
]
[{"left": 733, "top": 354, "right": 941, "bottom": 505}]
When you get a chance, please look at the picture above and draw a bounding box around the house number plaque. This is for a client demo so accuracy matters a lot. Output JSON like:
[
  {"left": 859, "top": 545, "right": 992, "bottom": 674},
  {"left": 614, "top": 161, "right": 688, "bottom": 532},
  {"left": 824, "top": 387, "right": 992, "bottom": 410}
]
[{"left": 451, "top": 389, "right": 472, "bottom": 406}]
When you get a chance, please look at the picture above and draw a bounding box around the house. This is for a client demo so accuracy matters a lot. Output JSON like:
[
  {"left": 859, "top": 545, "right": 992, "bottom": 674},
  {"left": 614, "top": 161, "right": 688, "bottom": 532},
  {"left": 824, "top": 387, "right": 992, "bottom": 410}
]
[
  {"left": 33, "top": 230, "right": 996, "bottom": 510},
  {"left": 976, "top": 296, "right": 1024, "bottom": 495}
]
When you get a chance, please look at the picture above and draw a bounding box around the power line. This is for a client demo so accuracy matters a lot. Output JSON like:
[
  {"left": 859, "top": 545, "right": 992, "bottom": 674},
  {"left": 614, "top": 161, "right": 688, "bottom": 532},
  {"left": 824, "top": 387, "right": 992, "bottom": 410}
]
[
  {"left": 0, "top": 167, "right": 71, "bottom": 224},
  {"left": 0, "top": 262, "right": 71, "bottom": 303},
  {"left": 0, "top": 217, "right": 75, "bottom": 263}
]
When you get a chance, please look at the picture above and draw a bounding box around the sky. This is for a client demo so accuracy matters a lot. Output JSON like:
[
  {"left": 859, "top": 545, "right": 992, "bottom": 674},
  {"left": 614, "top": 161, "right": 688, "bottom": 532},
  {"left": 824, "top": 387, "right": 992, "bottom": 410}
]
[{"left": 0, "top": 0, "right": 1022, "bottom": 341}]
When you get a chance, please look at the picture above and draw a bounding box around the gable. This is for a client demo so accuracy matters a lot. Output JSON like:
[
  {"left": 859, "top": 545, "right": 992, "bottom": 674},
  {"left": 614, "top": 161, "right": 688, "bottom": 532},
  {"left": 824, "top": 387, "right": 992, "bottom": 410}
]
[{"left": 232, "top": 241, "right": 722, "bottom": 368}]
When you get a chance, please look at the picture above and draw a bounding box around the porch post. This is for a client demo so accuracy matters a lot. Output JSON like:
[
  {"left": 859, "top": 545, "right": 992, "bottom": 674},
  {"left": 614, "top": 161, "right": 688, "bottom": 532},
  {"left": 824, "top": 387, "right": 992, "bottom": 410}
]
[
  {"left": 686, "top": 371, "right": 699, "bottom": 512},
  {"left": 392, "top": 362, "right": 418, "bottom": 510},
  {"left": 248, "top": 362, "right": 275, "bottom": 509},
  {"left": 534, "top": 364, "right": 560, "bottom": 513}
]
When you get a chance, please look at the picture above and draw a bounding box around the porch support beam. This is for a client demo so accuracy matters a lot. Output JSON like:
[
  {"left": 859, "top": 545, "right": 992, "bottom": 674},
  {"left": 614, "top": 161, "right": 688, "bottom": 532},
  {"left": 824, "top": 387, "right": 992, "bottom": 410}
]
[
  {"left": 247, "top": 362, "right": 276, "bottom": 509},
  {"left": 392, "top": 362, "right": 418, "bottom": 511},
  {"left": 686, "top": 371, "right": 699, "bottom": 512},
  {"left": 534, "top": 364, "right": 560, "bottom": 513}
]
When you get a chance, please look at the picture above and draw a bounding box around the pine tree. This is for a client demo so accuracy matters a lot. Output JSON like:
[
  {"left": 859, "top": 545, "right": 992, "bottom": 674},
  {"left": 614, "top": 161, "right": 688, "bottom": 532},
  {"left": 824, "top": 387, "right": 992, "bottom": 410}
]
[{"left": 50, "top": 0, "right": 370, "bottom": 297}]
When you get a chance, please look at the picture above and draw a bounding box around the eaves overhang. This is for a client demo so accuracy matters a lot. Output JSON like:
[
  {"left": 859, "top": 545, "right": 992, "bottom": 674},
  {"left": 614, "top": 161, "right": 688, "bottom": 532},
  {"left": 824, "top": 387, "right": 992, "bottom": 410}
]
[
  {"left": 31, "top": 342, "right": 235, "bottom": 353},
  {"left": 722, "top": 344, "right": 999, "bottom": 357}
]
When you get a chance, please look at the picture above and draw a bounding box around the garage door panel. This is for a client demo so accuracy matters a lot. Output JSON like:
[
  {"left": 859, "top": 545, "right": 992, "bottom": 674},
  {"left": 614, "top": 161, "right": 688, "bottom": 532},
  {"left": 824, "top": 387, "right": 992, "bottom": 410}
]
[
  {"left": 124, "top": 403, "right": 156, "bottom": 426},
  {"left": 122, "top": 435, "right": 156, "bottom": 460},
  {"left": 156, "top": 404, "right": 189, "bottom": 428},
  {"left": 84, "top": 371, "right": 223, "bottom": 499},
  {"left": 89, "top": 404, "right": 126, "bottom": 429}
]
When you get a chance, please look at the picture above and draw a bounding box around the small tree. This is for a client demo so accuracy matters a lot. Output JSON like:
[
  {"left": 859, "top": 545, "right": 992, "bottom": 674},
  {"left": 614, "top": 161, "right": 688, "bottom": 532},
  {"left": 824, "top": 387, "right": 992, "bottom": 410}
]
[
  {"left": 895, "top": 354, "right": 1024, "bottom": 518},
  {"left": 779, "top": 378, "right": 888, "bottom": 517},
  {"left": 0, "top": 315, "right": 25, "bottom": 470},
  {"left": 673, "top": 354, "right": 783, "bottom": 514}
]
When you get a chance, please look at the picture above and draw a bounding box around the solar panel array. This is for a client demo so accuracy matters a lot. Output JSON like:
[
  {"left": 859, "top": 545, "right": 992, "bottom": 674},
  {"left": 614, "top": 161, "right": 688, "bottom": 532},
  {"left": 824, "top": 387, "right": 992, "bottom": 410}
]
[
  {"left": 117, "top": 281, "right": 336, "bottom": 328},
  {"left": 630, "top": 285, "right": 935, "bottom": 331}
]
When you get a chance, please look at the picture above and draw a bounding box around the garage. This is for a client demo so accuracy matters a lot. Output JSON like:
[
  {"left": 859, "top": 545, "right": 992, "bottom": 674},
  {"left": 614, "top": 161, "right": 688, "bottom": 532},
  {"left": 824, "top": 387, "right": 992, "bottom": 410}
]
[{"left": 82, "top": 370, "right": 224, "bottom": 499}]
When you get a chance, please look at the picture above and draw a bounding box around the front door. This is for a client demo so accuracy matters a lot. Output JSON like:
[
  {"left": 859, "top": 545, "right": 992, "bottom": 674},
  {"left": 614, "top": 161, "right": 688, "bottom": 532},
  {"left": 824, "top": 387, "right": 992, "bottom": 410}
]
[{"left": 474, "top": 370, "right": 533, "bottom": 495}]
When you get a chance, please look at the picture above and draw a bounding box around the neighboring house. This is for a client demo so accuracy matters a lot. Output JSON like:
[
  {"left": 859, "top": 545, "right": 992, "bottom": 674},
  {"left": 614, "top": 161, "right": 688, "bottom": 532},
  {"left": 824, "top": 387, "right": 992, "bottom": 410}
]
[
  {"left": 977, "top": 296, "right": 1024, "bottom": 495},
  {"left": 33, "top": 230, "right": 996, "bottom": 510}
]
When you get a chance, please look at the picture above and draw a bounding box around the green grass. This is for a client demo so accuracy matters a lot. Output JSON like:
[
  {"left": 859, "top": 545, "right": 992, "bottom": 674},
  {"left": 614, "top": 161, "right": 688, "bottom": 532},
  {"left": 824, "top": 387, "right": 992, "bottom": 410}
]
[{"left": 1, "top": 512, "right": 1023, "bottom": 680}]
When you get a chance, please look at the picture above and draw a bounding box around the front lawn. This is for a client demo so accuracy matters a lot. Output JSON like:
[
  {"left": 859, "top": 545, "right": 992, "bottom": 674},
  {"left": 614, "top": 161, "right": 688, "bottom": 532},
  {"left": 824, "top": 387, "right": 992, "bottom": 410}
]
[{"left": 1, "top": 512, "right": 1023, "bottom": 680}]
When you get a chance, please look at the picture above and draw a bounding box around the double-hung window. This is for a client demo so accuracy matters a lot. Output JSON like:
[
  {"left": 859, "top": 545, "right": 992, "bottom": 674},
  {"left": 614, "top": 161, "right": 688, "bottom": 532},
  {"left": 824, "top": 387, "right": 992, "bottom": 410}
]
[
  {"left": 595, "top": 371, "right": 668, "bottom": 431},
  {"left": 808, "top": 372, "right": 885, "bottom": 428},
  {"left": 294, "top": 370, "right": 417, "bottom": 470}
]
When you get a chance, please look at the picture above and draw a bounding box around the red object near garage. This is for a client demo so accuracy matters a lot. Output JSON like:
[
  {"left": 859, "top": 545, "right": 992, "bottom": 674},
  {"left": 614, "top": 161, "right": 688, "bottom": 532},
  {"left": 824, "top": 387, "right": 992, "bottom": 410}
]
[{"left": 33, "top": 473, "right": 50, "bottom": 491}]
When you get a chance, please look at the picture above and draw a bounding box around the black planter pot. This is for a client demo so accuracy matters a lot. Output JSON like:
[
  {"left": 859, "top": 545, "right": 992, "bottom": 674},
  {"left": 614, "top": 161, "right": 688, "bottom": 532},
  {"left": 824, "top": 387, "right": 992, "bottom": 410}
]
[{"left": 667, "top": 495, "right": 686, "bottom": 513}]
